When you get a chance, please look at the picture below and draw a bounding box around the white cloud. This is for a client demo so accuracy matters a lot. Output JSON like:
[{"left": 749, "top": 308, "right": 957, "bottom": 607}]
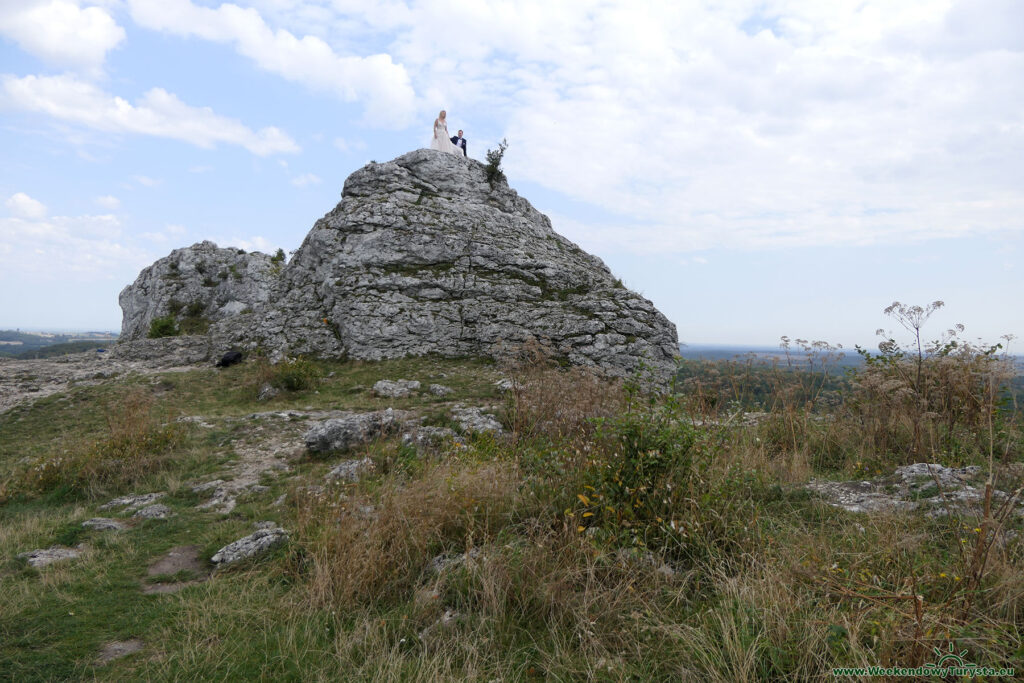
[
  {"left": 132, "top": 175, "right": 161, "bottom": 187},
  {"left": 0, "top": 212, "right": 151, "bottom": 280},
  {"left": 5, "top": 192, "right": 48, "bottom": 219},
  {"left": 0, "top": 74, "right": 300, "bottom": 156},
  {"left": 211, "top": 235, "right": 277, "bottom": 254},
  {"left": 0, "top": 0, "right": 125, "bottom": 73},
  {"left": 140, "top": 231, "right": 168, "bottom": 242},
  {"left": 166, "top": 224, "right": 187, "bottom": 235},
  {"left": 94, "top": 194, "right": 120, "bottom": 209},
  {"left": 127, "top": 0, "right": 417, "bottom": 127},
  {"left": 291, "top": 173, "right": 321, "bottom": 186}
]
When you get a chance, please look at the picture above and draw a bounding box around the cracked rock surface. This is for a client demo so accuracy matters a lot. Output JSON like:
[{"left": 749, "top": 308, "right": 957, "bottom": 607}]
[
  {"left": 118, "top": 150, "right": 679, "bottom": 384},
  {"left": 807, "top": 463, "right": 1022, "bottom": 516}
]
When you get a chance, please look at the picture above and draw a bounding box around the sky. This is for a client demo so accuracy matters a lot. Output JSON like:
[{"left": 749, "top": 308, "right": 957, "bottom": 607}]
[{"left": 1, "top": 0, "right": 1022, "bottom": 350}]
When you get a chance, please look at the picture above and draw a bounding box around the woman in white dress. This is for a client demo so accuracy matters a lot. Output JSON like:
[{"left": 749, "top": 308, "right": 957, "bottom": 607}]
[{"left": 430, "top": 110, "right": 461, "bottom": 155}]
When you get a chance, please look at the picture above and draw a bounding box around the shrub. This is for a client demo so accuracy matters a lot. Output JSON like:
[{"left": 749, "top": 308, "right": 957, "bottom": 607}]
[
  {"left": 484, "top": 138, "right": 508, "bottom": 186},
  {"left": 148, "top": 315, "right": 178, "bottom": 338},
  {"left": 271, "top": 248, "right": 286, "bottom": 263}
]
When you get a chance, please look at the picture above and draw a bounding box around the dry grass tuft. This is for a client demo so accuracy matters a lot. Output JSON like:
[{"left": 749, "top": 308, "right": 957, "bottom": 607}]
[{"left": 295, "top": 459, "right": 523, "bottom": 609}]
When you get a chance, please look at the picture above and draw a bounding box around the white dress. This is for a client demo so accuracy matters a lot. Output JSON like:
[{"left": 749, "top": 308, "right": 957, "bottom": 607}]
[{"left": 430, "top": 118, "right": 461, "bottom": 155}]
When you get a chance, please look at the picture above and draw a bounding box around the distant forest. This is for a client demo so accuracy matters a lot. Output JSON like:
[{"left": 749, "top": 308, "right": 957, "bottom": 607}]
[{"left": 0, "top": 330, "right": 118, "bottom": 359}]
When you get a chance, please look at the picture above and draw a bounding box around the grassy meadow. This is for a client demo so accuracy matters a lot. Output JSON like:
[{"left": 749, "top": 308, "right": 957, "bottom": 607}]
[{"left": 1, "top": 308, "right": 1022, "bottom": 680}]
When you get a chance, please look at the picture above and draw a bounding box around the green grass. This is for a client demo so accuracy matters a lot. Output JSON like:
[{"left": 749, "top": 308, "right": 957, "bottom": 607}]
[{"left": 1, "top": 353, "right": 1021, "bottom": 679}]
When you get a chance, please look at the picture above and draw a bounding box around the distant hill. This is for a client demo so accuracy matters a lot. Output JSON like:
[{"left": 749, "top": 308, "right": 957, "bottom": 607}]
[{"left": 0, "top": 330, "right": 118, "bottom": 358}]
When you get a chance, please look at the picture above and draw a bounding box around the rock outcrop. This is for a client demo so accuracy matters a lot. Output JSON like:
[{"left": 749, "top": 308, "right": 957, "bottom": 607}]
[
  {"left": 119, "top": 242, "right": 275, "bottom": 340},
  {"left": 119, "top": 150, "right": 679, "bottom": 381}
]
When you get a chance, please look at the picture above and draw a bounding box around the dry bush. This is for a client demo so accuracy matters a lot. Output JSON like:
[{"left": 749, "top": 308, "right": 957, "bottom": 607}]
[
  {"left": 250, "top": 356, "right": 323, "bottom": 395},
  {"left": 295, "top": 459, "right": 524, "bottom": 609},
  {"left": 10, "top": 389, "right": 181, "bottom": 499},
  {"left": 502, "top": 339, "right": 627, "bottom": 441}
]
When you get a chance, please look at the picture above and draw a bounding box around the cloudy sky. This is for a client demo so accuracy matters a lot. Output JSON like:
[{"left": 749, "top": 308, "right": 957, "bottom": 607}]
[{"left": 1, "top": 0, "right": 1022, "bottom": 348}]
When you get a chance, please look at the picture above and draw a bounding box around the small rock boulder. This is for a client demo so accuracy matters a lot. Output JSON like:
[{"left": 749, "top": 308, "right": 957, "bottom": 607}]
[
  {"left": 373, "top": 379, "right": 421, "bottom": 398},
  {"left": 18, "top": 546, "right": 81, "bottom": 567},
  {"left": 451, "top": 405, "right": 503, "bottom": 434},
  {"left": 428, "top": 383, "right": 453, "bottom": 396},
  {"left": 133, "top": 504, "right": 173, "bottom": 519},
  {"left": 325, "top": 457, "right": 375, "bottom": 482},
  {"left": 211, "top": 527, "right": 288, "bottom": 566},
  {"left": 304, "top": 409, "right": 401, "bottom": 453},
  {"left": 82, "top": 518, "right": 127, "bottom": 531}
]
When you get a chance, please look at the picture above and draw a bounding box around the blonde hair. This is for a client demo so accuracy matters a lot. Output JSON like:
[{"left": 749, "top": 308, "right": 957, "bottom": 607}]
[{"left": 438, "top": 110, "right": 446, "bottom": 119}]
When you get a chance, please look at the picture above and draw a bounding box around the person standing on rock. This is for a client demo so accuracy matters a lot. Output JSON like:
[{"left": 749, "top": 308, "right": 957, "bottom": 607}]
[{"left": 430, "top": 110, "right": 462, "bottom": 156}]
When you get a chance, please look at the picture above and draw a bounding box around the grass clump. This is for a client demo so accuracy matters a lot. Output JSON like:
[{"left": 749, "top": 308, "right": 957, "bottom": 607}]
[
  {"left": 3, "top": 390, "right": 182, "bottom": 501},
  {"left": 254, "top": 357, "right": 323, "bottom": 393}
]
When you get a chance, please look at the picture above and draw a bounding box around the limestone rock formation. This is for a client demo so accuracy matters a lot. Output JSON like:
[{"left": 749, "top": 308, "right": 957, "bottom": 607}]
[
  {"left": 119, "top": 150, "right": 679, "bottom": 381},
  {"left": 119, "top": 241, "right": 274, "bottom": 340}
]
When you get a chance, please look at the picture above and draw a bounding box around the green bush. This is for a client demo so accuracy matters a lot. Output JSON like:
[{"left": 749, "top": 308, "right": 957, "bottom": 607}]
[
  {"left": 148, "top": 316, "right": 178, "bottom": 338},
  {"left": 484, "top": 138, "right": 508, "bottom": 186}
]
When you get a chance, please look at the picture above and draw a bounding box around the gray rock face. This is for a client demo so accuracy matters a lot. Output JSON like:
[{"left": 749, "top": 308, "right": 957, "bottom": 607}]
[
  {"left": 119, "top": 241, "right": 274, "bottom": 341},
  {"left": 119, "top": 150, "right": 678, "bottom": 382},
  {"left": 304, "top": 409, "right": 401, "bottom": 453},
  {"left": 211, "top": 527, "right": 288, "bottom": 565}
]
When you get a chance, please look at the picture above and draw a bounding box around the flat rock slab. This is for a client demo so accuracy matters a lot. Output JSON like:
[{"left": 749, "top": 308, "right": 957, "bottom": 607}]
[
  {"left": 133, "top": 504, "right": 173, "bottom": 519},
  {"left": 807, "top": 462, "right": 1015, "bottom": 516},
  {"left": 211, "top": 528, "right": 288, "bottom": 566},
  {"left": 82, "top": 518, "right": 128, "bottom": 531},
  {"left": 97, "top": 639, "right": 145, "bottom": 664},
  {"left": 100, "top": 492, "right": 164, "bottom": 511},
  {"left": 18, "top": 546, "right": 81, "bottom": 567}
]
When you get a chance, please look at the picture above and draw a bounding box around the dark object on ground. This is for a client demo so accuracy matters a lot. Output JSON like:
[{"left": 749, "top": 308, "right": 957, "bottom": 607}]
[
  {"left": 216, "top": 350, "right": 244, "bottom": 368},
  {"left": 96, "top": 348, "right": 107, "bottom": 353}
]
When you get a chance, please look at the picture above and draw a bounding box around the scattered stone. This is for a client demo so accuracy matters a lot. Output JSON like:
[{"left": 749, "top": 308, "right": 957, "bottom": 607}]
[
  {"left": 176, "top": 415, "right": 215, "bottom": 428},
  {"left": 373, "top": 379, "right": 421, "bottom": 398},
  {"left": 428, "top": 383, "right": 453, "bottom": 396},
  {"left": 192, "top": 479, "right": 226, "bottom": 493},
  {"left": 428, "top": 549, "right": 482, "bottom": 574},
  {"left": 257, "top": 383, "right": 280, "bottom": 401},
  {"left": 401, "top": 426, "right": 463, "bottom": 450},
  {"left": 100, "top": 492, "right": 164, "bottom": 511},
  {"left": 18, "top": 546, "right": 81, "bottom": 567},
  {"left": 493, "top": 378, "right": 520, "bottom": 393},
  {"left": 82, "top": 518, "right": 127, "bottom": 531},
  {"left": 419, "top": 609, "right": 460, "bottom": 644},
  {"left": 451, "top": 405, "right": 503, "bottom": 434},
  {"left": 273, "top": 494, "right": 287, "bottom": 506},
  {"left": 133, "top": 504, "right": 173, "bottom": 519},
  {"left": 254, "top": 520, "right": 278, "bottom": 530},
  {"left": 807, "top": 462, "right": 1014, "bottom": 516},
  {"left": 211, "top": 528, "right": 288, "bottom": 566},
  {"left": 96, "top": 639, "right": 144, "bottom": 665},
  {"left": 326, "top": 457, "right": 375, "bottom": 482},
  {"left": 304, "top": 409, "right": 401, "bottom": 453}
]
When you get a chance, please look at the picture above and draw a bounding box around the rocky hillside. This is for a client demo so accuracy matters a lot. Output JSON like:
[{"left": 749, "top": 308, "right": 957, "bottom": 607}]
[{"left": 119, "top": 150, "right": 679, "bottom": 382}]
